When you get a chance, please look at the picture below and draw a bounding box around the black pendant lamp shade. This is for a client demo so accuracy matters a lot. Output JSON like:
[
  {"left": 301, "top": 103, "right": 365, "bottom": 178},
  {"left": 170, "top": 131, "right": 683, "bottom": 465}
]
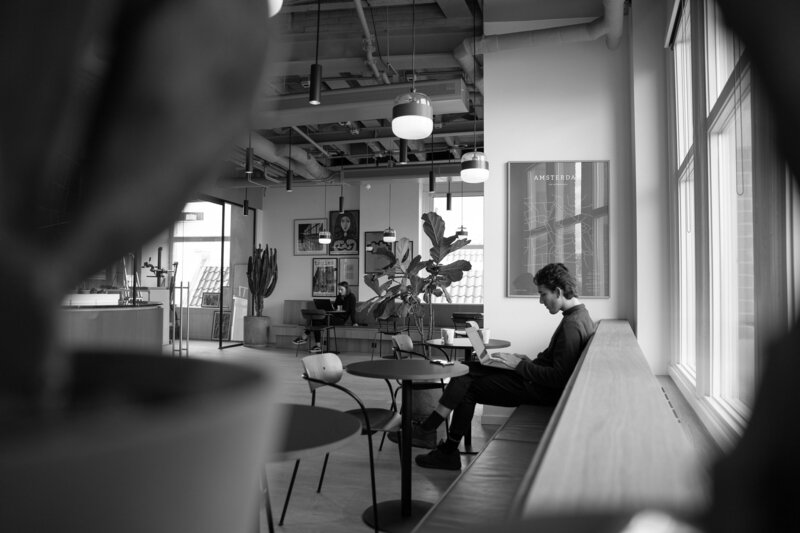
[
  {"left": 399, "top": 138, "right": 408, "bottom": 164},
  {"left": 428, "top": 135, "right": 435, "bottom": 193},
  {"left": 243, "top": 190, "right": 249, "bottom": 216},
  {"left": 309, "top": 0, "right": 322, "bottom": 105},
  {"left": 286, "top": 128, "right": 293, "bottom": 191}
]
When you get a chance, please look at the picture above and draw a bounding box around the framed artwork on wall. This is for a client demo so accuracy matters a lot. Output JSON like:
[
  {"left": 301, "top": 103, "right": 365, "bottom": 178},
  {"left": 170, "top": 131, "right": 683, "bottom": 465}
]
[
  {"left": 294, "top": 218, "right": 328, "bottom": 256},
  {"left": 200, "top": 291, "right": 220, "bottom": 308},
  {"left": 507, "top": 161, "right": 610, "bottom": 298},
  {"left": 211, "top": 310, "right": 231, "bottom": 341},
  {"left": 312, "top": 257, "right": 338, "bottom": 297},
  {"left": 364, "top": 230, "right": 394, "bottom": 274},
  {"left": 338, "top": 257, "right": 359, "bottom": 286},
  {"left": 329, "top": 210, "right": 359, "bottom": 255}
]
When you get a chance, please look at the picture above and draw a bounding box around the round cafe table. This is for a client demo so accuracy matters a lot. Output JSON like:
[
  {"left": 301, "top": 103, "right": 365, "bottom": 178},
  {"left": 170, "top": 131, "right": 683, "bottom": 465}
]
[
  {"left": 425, "top": 337, "right": 511, "bottom": 362},
  {"left": 261, "top": 403, "right": 362, "bottom": 533},
  {"left": 346, "top": 359, "right": 469, "bottom": 533}
]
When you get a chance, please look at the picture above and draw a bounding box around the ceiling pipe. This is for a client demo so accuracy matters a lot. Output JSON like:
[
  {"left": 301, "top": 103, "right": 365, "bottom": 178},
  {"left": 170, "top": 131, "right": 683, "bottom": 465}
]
[
  {"left": 291, "top": 126, "right": 331, "bottom": 158},
  {"left": 246, "top": 133, "right": 332, "bottom": 181},
  {"left": 454, "top": 0, "right": 626, "bottom": 95},
  {"left": 353, "top": 0, "right": 391, "bottom": 85}
]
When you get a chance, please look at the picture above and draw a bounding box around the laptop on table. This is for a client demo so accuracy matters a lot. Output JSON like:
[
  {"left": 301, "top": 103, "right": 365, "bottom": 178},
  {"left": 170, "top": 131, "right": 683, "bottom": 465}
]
[
  {"left": 465, "top": 326, "right": 513, "bottom": 369},
  {"left": 313, "top": 298, "right": 335, "bottom": 311}
]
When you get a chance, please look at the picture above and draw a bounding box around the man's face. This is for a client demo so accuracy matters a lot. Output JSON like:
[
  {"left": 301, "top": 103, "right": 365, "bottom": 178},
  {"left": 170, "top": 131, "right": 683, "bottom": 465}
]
[{"left": 537, "top": 285, "right": 562, "bottom": 315}]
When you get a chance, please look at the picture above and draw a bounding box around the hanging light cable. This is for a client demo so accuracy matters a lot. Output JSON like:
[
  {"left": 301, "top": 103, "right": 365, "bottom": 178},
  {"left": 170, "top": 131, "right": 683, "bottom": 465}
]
[
  {"left": 460, "top": 2, "right": 489, "bottom": 183},
  {"left": 383, "top": 183, "right": 397, "bottom": 242},
  {"left": 446, "top": 176, "right": 452, "bottom": 210},
  {"left": 244, "top": 131, "right": 253, "bottom": 215},
  {"left": 428, "top": 135, "right": 436, "bottom": 193},
  {"left": 338, "top": 167, "right": 345, "bottom": 213},
  {"left": 319, "top": 181, "right": 332, "bottom": 244},
  {"left": 391, "top": 0, "right": 433, "bottom": 140},
  {"left": 286, "top": 128, "right": 293, "bottom": 191},
  {"left": 309, "top": 0, "right": 322, "bottom": 105},
  {"left": 456, "top": 179, "right": 468, "bottom": 238}
]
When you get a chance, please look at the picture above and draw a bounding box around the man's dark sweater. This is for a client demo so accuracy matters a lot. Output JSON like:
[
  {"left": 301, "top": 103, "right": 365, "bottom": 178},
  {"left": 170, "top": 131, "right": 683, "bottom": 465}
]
[{"left": 514, "top": 304, "right": 595, "bottom": 404}]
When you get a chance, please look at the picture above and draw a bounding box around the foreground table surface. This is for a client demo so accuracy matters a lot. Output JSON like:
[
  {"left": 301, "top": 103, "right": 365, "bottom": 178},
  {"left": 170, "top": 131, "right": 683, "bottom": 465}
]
[{"left": 346, "top": 359, "right": 469, "bottom": 532}]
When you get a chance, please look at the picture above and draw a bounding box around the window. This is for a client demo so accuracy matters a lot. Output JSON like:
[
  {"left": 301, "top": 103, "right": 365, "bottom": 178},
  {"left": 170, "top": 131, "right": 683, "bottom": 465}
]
[
  {"left": 708, "top": 78, "right": 754, "bottom": 416},
  {"left": 431, "top": 192, "right": 483, "bottom": 304},
  {"left": 673, "top": 2, "right": 693, "bottom": 165},
  {"left": 705, "top": 0, "right": 741, "bottom": 112},
  {"left": 678, "top": 158, "right": 697, "bottom": 375}
]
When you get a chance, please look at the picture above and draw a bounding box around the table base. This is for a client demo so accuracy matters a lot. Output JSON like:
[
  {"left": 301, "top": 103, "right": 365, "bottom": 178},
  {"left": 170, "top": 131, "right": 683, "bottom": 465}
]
[{"left": 361, "top": 499, "right": 433, "bottom": 533}]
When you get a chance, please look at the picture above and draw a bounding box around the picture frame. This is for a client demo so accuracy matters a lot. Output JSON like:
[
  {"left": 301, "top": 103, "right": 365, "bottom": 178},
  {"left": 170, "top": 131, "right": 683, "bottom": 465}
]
[
  {"left": 294, "top": 218, "right": 328, "bottom": 256},
  {"left": 329, "top": 210, "right": 359, "bottom": 255},
  {"left": 312, "top": 257, "right": 338, "bottom": 297},
  {"left": 338, "top": 257, "right": 359, "bottom": 286},
  {"left": 211, "top": 310, "right": 231, "bottom": 341},
  {"left": 201, "top": 291, "right": 220, "bottom": 308},
  {"left": 364, "top": 230, "right": 394, "bottom": 274},
  {"left": 507, "top": 161, "right": 610, "bottom": 298}
]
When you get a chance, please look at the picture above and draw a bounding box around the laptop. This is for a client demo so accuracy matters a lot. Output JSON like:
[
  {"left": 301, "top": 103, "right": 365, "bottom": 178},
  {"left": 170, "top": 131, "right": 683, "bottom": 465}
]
[
  {"left": 465, "top": 326, "right": 511, "bottom": 369},
  {"left": 313, "top": 298, "right": 335, "bottom": 311}
]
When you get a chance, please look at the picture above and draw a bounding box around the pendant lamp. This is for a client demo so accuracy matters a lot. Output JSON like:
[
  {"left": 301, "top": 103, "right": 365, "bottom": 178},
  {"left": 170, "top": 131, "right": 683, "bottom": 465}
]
[
  {"left": 446, "top": 177, "right": 452, "bottom": 210},
  {"left": 391, "top": 0, "right": 433, "bottom": 140},
  {"left": 245, "top": 132, "right": 254, "bottom": 177},
  {"left": 338, "top": 168, "right": 345, "bottom": 213},
  {"left": 460, "top": 3, "right": 489, "bottom": 183},
  {"left": 428, "top": 135, "right": 436, "bottom": 193},
  {"left": 267, "top": 0, "right": 283, "bottom": 18},
  {"left": 309, "top": 0, "right": 322, "bottom": 105},
  {"left": 243, "top": 189, "right": 249, "bottom": 217},
  {"left": 319, "top": 181, "right": 331, "bottom": 244},
  {"left": 383, "top": 183, "right": 397, "bottom": 242}
]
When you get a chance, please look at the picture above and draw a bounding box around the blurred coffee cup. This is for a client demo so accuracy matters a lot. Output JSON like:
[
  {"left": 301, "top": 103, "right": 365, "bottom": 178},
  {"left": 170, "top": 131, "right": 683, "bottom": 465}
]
[
  {"left": 441, "top": 328, "right": 455, "bottom": 344},
  {"left": 479, "top": 328, "right": 491, "bottom": 342}
]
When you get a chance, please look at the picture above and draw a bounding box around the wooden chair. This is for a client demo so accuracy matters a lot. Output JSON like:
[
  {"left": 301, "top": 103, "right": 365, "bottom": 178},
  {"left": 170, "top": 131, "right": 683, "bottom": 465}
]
[
  {"left": 277, "top": 353, "right": 400, "bottom": 532},
  {"left": 371, "top": 315, "right": 409, "bottom": 359}
]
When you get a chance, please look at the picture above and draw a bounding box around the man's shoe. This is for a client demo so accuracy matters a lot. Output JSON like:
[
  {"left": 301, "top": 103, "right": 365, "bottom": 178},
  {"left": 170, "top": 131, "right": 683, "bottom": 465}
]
[
  {"left": 292, "top": 337, "right": 307, "bottom": 345},
  {"left": 309, "top": 346, "right": 322, "bottom": 354},
  {"left": 415, "top": 446, "right": 461, "bottom": 471},
  {"left": 386, "top": 422, "right": 436, "bottom": 449}
]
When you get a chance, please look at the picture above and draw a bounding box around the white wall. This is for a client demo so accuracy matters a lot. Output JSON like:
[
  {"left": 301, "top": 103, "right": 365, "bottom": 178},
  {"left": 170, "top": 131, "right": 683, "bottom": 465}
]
[
  {"left": 483, "top": 30, "right": 637, "bottom": 360},
  {"left": 630, "top": 0, "right": 672, "bottom": 373}
]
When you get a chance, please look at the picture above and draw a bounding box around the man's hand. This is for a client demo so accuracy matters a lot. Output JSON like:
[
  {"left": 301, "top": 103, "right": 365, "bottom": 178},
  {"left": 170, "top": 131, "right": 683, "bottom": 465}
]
[{"left": 488, "top": 352, "right": 527, "bottom": 369}]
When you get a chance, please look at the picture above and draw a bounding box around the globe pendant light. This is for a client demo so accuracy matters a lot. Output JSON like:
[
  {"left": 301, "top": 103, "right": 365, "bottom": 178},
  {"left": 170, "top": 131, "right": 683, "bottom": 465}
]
[
  {"left": 309, "top": 0, "right": 322, "bottom": 105},
  {"left": 460, "top": 3, "right": 489, "bottom": 183},
  {"left": 391, "top": 0, "right": 433, "bottom": 140},
  {"left": 383, "top": 183, "right": 397, "bottom": 243},
  {"left": 319, "top": 181, "right": 331, "bottom": 244}
]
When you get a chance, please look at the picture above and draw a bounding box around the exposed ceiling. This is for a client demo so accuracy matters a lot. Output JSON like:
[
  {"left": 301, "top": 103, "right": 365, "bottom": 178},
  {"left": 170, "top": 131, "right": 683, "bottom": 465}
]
[{"left": 227, "top": 0, "right": 620, "bottom": 188}]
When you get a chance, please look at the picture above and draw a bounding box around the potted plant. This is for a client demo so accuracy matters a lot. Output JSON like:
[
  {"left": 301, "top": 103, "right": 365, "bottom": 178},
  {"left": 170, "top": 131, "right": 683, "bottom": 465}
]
[
  {"left": 360, "top": 211, "right": 473, "bottom": 342},
  {"left": 244, "top": 243, "right": 278, "bottom": 347},
  {"left": 0, "top": 1, "right": 284, "bottom": 531}
]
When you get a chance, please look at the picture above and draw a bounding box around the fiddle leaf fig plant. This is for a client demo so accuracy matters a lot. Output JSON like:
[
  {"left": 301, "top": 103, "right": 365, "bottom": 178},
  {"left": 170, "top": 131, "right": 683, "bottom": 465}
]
[{"left": 360, "top": 211, "right": 472, "bottom": 340}]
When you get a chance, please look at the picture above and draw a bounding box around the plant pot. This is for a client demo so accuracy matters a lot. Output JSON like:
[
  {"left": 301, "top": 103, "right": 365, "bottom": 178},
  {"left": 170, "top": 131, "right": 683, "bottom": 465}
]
[
  {"left": 0, "top": 351, "right": 284, "bottom": 533},
  {"left": 244, "top": 315, "right": 271, "bottom": 347}
]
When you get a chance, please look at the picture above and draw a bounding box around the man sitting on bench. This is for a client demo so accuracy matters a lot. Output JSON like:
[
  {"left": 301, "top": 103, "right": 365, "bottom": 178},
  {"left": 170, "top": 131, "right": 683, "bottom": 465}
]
[{"left": 409, "top": 263, "right": 596, "bottom": 470}]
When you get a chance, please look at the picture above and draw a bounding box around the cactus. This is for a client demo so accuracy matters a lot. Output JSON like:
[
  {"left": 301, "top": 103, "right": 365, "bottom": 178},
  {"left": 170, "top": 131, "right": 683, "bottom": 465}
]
[{"left": 247, "top": 244, "right": 278, "bottom": 317}]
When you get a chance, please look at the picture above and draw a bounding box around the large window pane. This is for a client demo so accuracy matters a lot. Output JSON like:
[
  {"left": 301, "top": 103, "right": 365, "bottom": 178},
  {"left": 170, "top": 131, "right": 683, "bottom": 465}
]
[
  {"left": 708, "top": 81, "right": 754, "bottom": 415},
  {"left": 678, "top": 159, "right": 697, "bottom": 375},
  {"left": 674, "top": 3, "right": 693, "bottom": 165},
  {"left": 705, "top": 0, "right": 742, "bottom": 112},
  {"left": 431, "top": 193, "right": 483, "bottom": 304}
]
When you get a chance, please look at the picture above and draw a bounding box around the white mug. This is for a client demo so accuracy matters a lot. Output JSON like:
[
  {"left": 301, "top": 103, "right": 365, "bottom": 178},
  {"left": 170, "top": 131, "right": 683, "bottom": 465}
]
[
  {"left": 441, "top": 328, "right": 455, "bottom": 344},
  {"left": 479, "top": 328, "right": 491, "bottom": 343}
]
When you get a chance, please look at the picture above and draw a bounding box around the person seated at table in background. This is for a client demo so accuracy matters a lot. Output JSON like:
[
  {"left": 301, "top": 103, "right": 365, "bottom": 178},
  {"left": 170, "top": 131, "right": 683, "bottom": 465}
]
[
  {"left": 293, "top": 281, "right": 358, "bottom": 353},
  {"left": 408, "top": 263, "right": 596, "bottom": 470}
]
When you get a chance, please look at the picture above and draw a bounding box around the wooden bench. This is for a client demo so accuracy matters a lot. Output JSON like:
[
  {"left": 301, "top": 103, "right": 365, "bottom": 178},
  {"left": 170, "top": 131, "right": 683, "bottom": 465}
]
[{"left": 413, "top": 319, "right": 704, "bottom": 531}]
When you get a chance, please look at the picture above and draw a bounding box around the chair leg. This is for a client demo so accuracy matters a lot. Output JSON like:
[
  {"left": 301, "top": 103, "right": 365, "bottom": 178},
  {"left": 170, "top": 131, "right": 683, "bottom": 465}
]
[
  {"left": 378, "top": 431, "right": 387, "bottom": 451},
  {"left": 316, "top": 452, "right": 330, "bottom": 493},
  {"left": 262, "top": 468, "right": 275, "bottom": 533},
  {"left": 365, "top": 434, "right": 380, "bottom": 533},
  {"left": 278, "top": 459, "right": 300, "bottom": 526}
]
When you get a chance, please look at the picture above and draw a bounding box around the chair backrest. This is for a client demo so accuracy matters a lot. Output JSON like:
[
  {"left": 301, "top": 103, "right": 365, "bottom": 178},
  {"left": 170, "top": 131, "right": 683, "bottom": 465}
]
[
  {"left": 465, "top": 320, "right": 479, "bottom": 330},
  {"left": 378, "top": 315, "right": 405, "bottom": 334},
  {"left": 302, "top": 352, "right": 344, "bottom": 392},
  {"left": 392, "top": 333, "right": 415, "bottom": 353}
]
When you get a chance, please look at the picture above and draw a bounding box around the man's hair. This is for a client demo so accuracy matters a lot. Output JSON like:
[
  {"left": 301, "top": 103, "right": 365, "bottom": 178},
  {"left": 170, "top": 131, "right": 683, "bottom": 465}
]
[{"left": 533, "top": 263, "right": 578, "bottom": 299}]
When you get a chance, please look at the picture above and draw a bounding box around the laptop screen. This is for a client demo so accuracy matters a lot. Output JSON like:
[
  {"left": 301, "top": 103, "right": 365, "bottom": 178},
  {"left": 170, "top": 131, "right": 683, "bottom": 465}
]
[
  {"left": 465, "top": 326, "right": 487, "bottom": 358},
  {"left": 313, "top": 299, "right": 334, "bottom": 311}
]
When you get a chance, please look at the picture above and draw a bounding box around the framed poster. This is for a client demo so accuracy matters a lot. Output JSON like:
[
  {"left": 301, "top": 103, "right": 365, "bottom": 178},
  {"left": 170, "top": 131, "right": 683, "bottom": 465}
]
[
  {"left": 329, "top": 210, "right": 359, "bottom": 255},
  {"left": 364, "top": 230, "right": 394, "bottom": 274},
  {"left": 200, "top": 291, "right": 220, "bottom": 308},
  {"left": 312, "top": 257, "right": 338, "bottom": 297},
  {"left": 211, "top": 311, "right": 231, "bottom": 341},
  {"left": 507, "top": 161, "right": 610, "bottom": 298},
  {"left": 338, "top": 257, "right": 359, "bottom": 286},
  {"left": 294, "top": 218, "right": 327, "bottom": 256}
]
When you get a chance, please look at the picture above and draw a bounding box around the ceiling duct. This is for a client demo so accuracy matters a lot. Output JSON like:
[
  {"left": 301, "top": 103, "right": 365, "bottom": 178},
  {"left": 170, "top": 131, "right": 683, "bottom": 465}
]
[
  {"left": 455, "top": 0, "right": 626, "bottom": 95},
  {"left": 258, "top": 79, "right": 469, "bottom": 130}
]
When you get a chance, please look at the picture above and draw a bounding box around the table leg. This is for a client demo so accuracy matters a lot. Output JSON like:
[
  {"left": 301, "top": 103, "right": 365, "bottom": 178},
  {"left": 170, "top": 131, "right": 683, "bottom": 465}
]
[{"left": 401, "top": 380, "right": 412, "bottom": 514}]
